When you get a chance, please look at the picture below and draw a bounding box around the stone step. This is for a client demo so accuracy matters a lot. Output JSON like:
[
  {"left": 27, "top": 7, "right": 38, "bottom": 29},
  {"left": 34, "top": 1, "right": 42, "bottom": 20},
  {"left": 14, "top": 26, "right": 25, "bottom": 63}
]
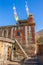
[
  {"left": 21, "top": 44, "right": 36, "bottom": 56},
  {"left": 7, "top": 61, "right": 21, "bottom": 65},
  {"left": 19, "top": 56, "right": 39, "bottom": 65}
]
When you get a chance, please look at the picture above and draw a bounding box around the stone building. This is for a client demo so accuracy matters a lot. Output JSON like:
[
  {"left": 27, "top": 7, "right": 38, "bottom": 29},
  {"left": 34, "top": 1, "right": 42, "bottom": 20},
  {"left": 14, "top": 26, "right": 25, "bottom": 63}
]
[
  {"left": 0, "top": 14, "right": 36, "bottom": 44},
  {"left": 0, "top": 14, "right": 37, "bottom": 64}
]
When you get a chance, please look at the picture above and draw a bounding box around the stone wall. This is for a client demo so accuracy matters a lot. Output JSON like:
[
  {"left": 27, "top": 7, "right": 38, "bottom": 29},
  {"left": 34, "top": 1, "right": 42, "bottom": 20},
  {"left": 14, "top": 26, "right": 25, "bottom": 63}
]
[{"left": 0, "top": 37, "right": 15, "bottom": 65}]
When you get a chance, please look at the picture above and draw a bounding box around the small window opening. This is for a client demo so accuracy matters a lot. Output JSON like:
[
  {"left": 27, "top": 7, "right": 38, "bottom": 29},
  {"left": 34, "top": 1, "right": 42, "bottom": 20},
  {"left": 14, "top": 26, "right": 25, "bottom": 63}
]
[{"left": 17, "top": 32, "right": 20, "bottom": 36}]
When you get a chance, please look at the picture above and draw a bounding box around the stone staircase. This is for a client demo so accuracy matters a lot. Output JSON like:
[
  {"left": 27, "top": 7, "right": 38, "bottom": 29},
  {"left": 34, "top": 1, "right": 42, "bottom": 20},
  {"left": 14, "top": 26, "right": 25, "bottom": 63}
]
[
  {"left": 14, "top": 49, "right": 25, "bottom": 61},
  {"left": 21, "top": 44, "right": 36, "bottom": 57},
  {"left": 20, "top": 55, "right": 39, "bottom": 65},
  {"left": 13, "top": 39, "right": 25, "bottom": 61},
  {"left": 10, "top": 39, "right": 43, "bottom": 65},
  {"left": 14, "top": 39, "right": 37, "bottom": 61}
]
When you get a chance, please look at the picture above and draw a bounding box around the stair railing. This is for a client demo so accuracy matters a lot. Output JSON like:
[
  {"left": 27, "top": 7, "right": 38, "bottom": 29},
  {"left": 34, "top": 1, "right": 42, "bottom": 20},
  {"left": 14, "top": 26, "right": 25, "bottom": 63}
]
[{"left": 15, "top": 38, "right": 29, "bottom": 58}]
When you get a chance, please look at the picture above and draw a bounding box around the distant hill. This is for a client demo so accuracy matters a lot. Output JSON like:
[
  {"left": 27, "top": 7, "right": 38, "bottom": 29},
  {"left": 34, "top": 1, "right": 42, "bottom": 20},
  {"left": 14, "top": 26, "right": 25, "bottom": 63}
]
[
  {"left": 36, "top": 29, "right": 43, "bottom": 44},
  {"left": 36, "top": 29, "right": 43, "bottom": 41},
  {"left": 37, "top": 29, "right": 43, "bottom": 36}
]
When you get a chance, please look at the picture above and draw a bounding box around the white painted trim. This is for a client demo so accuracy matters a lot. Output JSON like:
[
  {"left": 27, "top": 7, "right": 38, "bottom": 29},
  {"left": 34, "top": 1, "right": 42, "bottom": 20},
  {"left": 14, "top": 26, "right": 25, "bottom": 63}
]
[{"left": 25, "top": 26, "right": 28, "bottom": 45}]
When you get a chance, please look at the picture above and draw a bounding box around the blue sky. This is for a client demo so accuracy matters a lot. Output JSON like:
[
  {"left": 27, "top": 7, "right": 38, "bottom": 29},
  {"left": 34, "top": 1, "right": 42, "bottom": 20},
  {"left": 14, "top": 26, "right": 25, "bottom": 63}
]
[{"left": 0, "top": 0, "right": 43, "bottom": 32}]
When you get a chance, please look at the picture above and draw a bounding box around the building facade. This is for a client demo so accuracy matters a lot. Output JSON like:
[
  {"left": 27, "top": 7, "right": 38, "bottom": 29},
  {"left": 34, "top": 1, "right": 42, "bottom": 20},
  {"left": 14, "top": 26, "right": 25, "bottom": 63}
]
[
  {"left": 0, "top": 14, "right": 36, "bottom": 64},
  {"left": 0, "top": 14, "right": 36, "bottom": 44}
]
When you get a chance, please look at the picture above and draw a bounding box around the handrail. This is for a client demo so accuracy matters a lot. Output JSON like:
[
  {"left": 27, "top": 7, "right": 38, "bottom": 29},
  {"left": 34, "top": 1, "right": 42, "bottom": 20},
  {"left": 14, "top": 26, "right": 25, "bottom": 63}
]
[{"left": 15, "top": 38, "right": 28, "bottom": 58}]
